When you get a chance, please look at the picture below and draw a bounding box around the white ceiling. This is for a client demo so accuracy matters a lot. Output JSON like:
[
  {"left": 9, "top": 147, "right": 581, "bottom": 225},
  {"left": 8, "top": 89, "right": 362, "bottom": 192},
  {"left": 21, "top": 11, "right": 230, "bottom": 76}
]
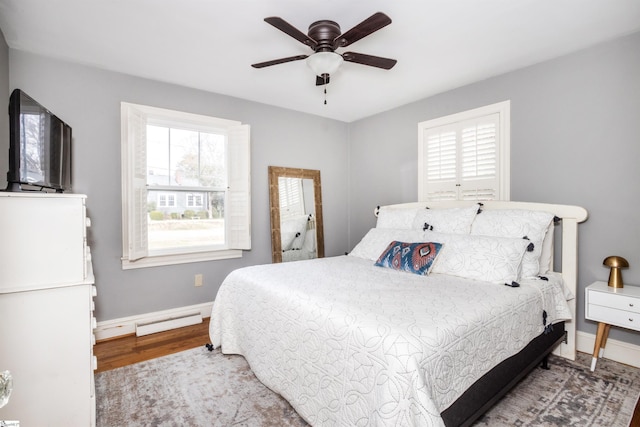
[{"left": 0, "top": 0, "right": 639, "bottom": 122}]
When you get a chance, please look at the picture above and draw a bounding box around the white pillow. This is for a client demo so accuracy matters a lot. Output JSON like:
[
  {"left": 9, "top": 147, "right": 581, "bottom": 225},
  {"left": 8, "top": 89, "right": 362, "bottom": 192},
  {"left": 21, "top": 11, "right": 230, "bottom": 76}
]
[
  {"left": 470, "top": 209, "right": 554, "bottom": 278},
  {"left": 375, "top": 207, "right": 421, "bottom": 229},
  {"left": 411, "top": 204, "right": 480, "bottom": 234},
  {"left": 349, "top": 228, "right": 427, "bottom": 260},
  {"left": 280, "top": 230, "right": 297, "bottom": 251},
  {"left": 538, "top": 222, "right": 555, "bottom": 275},
  {"left": 428, "top": 231, "right": 529, "bottom": 284},
  {"left": 281, "top": 216, "right": 308, "bottom": 250}
]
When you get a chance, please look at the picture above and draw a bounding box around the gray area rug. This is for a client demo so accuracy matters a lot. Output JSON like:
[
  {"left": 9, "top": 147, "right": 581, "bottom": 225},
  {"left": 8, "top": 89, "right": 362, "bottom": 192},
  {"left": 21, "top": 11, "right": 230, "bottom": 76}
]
[{"left": 96, "top": 348, "right": 640, "bottom": 426}]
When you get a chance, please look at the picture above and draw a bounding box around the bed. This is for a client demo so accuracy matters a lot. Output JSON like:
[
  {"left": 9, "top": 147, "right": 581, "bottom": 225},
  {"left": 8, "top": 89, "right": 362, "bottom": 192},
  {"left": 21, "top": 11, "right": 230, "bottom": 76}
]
[{"left": 210, "top": 201, "right": 588, "bottom": 426}]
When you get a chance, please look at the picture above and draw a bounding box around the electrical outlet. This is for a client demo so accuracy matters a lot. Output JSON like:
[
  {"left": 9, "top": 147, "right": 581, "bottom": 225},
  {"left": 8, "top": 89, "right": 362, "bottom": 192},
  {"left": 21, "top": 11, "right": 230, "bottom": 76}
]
[{"left": 194, "top": 274, "right": 203, "bottom": 287}]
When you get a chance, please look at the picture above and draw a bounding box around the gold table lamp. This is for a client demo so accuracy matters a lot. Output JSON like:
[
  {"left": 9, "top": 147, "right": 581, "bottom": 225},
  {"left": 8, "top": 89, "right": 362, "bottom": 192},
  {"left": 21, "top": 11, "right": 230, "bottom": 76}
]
[{"left": 603, "top": 256, "right": 629, "bottom": 288}]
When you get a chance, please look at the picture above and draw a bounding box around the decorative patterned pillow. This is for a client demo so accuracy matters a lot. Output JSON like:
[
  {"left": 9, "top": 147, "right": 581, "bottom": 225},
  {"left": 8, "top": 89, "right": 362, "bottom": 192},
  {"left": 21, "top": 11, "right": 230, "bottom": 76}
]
[
  {"left": 349, "top": 228, "right": 428, "bottom": 260},
  {"left": 375, "top": 241, "right": 443, "bottom": 275},
  {"left": 375, "top": 207, "right": 421, "bottom": 229},
  {"left": 427, "top": 231, "right": 529, "bottom": 284},
  {"left": 470, "top": 209, "right": 554, "bottom": 278},
  {"left": 412, "top": 204, "right": 480, "bottom": 234}
]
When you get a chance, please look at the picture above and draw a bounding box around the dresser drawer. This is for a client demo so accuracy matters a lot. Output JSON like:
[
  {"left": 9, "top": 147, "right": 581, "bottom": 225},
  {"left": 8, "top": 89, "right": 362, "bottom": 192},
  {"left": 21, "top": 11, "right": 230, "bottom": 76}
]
[
  {"left": 0, "top": 194, "right": 88, "bottom": 292},
  {"left": 587, "top": 304, "right": 640, "bottom": 331},
  {"left": 588, "top": 290, "right": 640, "bottom": 314}
]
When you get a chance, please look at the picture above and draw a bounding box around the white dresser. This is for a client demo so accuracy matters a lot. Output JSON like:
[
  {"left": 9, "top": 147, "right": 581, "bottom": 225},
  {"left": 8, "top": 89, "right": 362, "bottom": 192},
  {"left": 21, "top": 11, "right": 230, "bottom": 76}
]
[{"left": 0, "top": 192, "right": 96, "bottom": 426}]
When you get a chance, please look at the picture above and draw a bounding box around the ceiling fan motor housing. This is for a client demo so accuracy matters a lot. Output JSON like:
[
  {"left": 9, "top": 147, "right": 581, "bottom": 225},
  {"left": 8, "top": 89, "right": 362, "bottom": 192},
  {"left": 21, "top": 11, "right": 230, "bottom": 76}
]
[{"left": 308, "top": 20, "right": 341, "bottom": 52}]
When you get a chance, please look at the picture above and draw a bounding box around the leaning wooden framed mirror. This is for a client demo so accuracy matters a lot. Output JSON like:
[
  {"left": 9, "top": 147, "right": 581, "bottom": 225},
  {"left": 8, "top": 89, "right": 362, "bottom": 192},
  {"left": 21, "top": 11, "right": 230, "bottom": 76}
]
[{"left": 268, "top": 166, "right": 324, "bottom": 263}]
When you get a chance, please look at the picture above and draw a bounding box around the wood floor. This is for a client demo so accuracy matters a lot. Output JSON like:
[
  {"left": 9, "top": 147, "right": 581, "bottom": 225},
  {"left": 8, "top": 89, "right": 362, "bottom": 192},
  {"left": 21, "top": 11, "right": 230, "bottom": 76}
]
[
  {"left": 94, "top": 317, "right": 211, "bottom": 373},
  {"left": 94, "top": 316, "right": 640, "bottom": 425}
]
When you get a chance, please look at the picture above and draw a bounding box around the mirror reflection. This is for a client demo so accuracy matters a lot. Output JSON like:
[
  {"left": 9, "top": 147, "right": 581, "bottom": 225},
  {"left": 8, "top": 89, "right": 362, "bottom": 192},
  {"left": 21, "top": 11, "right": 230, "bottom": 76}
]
[{"left": 268, "top": 166, "right": 324, "bottom": 263}]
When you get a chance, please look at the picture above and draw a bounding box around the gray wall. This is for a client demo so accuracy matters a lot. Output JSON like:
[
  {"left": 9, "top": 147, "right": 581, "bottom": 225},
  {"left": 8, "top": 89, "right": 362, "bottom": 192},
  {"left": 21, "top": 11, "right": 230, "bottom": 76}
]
[
  {"left": 5, "top": 29, "right": 640, "bottom": 346},
  {"left": 8, "top": 50, "right": 350, "bottom": 322},
  {"left": 0, "top": 29, "right": 9, "bottom": 189},
  {"left": 348, "top": 31, "right": 640, "bottom": 345}
]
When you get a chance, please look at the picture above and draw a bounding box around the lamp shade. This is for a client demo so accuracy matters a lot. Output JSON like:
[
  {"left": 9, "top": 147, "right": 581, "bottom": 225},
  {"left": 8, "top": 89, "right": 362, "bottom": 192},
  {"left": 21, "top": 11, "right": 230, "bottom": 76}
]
[{"left": 306, "top": 52, "right": 343, "bottom": 76}]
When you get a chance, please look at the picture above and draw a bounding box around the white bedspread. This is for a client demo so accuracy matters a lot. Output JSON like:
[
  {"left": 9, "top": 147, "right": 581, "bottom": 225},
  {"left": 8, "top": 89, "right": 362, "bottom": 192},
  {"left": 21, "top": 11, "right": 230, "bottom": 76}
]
[{"left": 210, "top": 256, "right": 572, "bottom": 426}]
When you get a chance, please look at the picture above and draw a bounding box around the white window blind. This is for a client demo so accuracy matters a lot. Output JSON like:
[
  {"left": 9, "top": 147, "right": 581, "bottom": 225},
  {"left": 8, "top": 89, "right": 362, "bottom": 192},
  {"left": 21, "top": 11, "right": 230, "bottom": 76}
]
[
  {"left": 278, "top": 177, "right": 305, "bottom": 219},
  {"left": 418, "top": 101, "right": 510, "bottom": 202},
  {"left": 227, "top": 124, "right": 251, "bottom": 250},
  {"left": 423, "top": 127, "right": 458, "bottom": 201},
  {"left": 123, "top": 105, "right": 149, "bottom": 262},
  {"left": 459, "top": 114, "right": 499, "bottom": 200}
]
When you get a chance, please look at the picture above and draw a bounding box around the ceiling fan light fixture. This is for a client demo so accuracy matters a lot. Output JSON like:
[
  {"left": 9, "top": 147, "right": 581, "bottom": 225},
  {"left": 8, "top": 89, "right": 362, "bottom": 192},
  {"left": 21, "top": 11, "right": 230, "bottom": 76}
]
[{"left": 306, "top": 52, "right": 343, "bottom": 76}]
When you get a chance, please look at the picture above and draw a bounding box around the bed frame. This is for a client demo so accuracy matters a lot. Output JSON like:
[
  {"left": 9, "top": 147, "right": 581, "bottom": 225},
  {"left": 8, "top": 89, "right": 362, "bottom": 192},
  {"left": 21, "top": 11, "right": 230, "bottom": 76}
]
[
  {"left": 442, "top": 323, "right": 566, "bottom": 426},
  {"left": 375, "top": 200, "right": 588, "bottom": 426}
]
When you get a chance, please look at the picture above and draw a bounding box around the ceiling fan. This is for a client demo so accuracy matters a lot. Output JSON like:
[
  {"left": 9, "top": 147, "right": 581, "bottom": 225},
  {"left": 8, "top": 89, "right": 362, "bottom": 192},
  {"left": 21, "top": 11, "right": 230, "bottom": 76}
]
[{"left": 251, "top": 12, "right": 397, "bottom": 87}]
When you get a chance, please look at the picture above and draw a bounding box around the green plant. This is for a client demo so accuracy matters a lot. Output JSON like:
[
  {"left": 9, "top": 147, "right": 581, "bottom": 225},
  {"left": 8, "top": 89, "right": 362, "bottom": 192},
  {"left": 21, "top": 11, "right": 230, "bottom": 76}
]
[
  {"left": 197, "top": 210, "right": 209, "bottom": 219},
  {"left": 149, "top": 211, "right": 164, "bottom": 220},
  {"left": 183, "top": 210, "right": 196, "bottom": 219}
]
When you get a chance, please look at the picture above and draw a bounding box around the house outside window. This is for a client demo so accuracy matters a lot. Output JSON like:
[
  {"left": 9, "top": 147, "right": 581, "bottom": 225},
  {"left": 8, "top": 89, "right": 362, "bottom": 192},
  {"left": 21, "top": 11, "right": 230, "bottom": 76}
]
[
  {"left": 418, "top": 101, "right": 510, "bottom": 201},
  {"left": 121, "top": 102, "right": 251, "bottom": 269}
]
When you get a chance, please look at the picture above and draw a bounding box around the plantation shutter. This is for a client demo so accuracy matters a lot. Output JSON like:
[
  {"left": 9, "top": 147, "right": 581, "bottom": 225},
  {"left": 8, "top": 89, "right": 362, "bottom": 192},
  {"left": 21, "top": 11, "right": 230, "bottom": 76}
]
[
  {"left": 227, "top": 124, "right": 251, "bottom": 250},
  {"left": 418, "top": 102, "right": 509, "bottom": 202},
  {"left": 459, "top": 113, "right": 499, "bottom": 200},
  {"left": 123, "top": 104, "right": 149, "bottom": 261},
  {"left": 422, "top": 126, "right": 458, "bottom": 201},
  {"left": 278, "top": 177, "right": 305, "bottom": 219}
]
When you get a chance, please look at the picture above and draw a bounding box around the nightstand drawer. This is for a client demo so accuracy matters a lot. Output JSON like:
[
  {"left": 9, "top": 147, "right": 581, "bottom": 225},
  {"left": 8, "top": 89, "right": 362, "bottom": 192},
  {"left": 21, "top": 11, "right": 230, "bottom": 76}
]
[
  {"left": 588, "top": 291, "right": 640, "bottom": 314},
  {"left": 587, "top": 304, "right": 640, "bottom": 331}
]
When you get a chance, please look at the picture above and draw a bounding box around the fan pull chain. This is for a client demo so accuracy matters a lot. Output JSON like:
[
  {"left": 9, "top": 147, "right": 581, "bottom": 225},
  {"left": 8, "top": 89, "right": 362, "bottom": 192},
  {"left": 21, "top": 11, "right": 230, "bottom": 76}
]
[{"left": 323, "top": 74, "right": 328, "bottom": 105}]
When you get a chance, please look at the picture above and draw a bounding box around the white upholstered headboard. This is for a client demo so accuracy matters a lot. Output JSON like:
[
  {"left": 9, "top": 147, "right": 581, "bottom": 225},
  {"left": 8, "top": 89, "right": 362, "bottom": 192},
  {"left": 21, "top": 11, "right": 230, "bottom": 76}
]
[{"left": 374, "top": 200, "right": 588, "bottom": 360}]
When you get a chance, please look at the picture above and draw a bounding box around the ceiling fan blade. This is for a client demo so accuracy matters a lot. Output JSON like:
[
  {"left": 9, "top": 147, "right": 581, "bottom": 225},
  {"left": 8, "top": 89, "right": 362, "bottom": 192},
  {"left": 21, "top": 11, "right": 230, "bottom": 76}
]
[
  {"left": 315, "top": 75, "right": 330, "bottom": 86},
  {"left": 251, "top": 55, "right": 308, "bottom": 69},
  {"left": 334, "top": 12, "right": 392, "bottom": 48},
  {"left": 264, "top": 17, "right": 318, "bottom": 49},
  {"left": 342, "top": 52, "right": 397, "bottom": 70}
]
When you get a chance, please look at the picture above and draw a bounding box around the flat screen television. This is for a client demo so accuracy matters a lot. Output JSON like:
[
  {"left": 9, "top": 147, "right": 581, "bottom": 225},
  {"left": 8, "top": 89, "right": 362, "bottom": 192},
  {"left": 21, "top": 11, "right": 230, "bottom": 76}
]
[{"left": 6, "top": 89, "right": 72, "bottom": 192}]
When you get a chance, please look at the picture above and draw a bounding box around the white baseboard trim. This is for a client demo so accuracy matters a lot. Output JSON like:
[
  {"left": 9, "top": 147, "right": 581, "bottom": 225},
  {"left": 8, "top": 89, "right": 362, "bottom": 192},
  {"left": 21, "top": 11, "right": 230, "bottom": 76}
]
[
  {"left": 96, "top": 302, "right": 213, "bottom": 341},
  {"left": 135, "top": 313, "right": 203, "bottom": 337},
  {"left": 576, "top": 331, "right": 640, "bottom": 369}
]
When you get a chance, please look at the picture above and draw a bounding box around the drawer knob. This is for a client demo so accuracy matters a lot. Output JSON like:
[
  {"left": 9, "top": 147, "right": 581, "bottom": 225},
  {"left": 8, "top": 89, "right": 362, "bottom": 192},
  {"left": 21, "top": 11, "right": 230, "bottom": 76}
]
[
  {"left": 630, "top": 318, "right": 634, "bottom": 322},
  {"left": 630, "top": 303, "right": 634, "bottom": 307}
]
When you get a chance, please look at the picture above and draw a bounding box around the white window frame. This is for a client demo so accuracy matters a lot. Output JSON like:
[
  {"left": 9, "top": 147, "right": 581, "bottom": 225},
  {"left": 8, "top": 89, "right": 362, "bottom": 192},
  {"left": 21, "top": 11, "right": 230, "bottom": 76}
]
[
  {"left": 418, "top": 101, "right": 510, "bottom": 201},
  {"left": 121, "top": 102, "right": 251, "bottom": 269}
]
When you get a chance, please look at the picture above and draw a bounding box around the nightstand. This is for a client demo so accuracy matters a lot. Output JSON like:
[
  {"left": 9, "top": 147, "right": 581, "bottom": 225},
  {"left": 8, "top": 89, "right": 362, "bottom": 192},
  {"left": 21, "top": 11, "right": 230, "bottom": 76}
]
[{"left": 585, "top": 281, "right": 640, "bottom": 371}]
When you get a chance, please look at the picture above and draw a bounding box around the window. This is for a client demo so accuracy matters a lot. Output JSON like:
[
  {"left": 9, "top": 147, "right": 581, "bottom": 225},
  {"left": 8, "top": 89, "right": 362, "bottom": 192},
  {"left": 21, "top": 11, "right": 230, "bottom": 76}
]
[
  {"left": 157, "top": 193, "right": 176, "bottom": 208},
  {"left": 418, "top": 101, "right": 510, "bottom": 201},
  {"left": 186, "top": 193, "right": 204, "bottom": 208},
  {"left": 121, "top": 102, "right": 250, "bottom": 269}
]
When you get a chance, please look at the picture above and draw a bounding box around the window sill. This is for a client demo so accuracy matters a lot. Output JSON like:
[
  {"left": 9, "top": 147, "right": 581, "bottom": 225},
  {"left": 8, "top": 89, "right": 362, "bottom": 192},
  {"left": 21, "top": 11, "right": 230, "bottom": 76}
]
[{"left": 121, "top": 249, "right": 243, "bottom": 270}]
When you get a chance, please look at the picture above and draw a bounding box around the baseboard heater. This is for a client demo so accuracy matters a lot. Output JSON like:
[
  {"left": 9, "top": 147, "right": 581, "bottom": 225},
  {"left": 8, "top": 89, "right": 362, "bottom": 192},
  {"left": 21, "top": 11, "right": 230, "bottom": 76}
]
[{"left": 135, "top": 313, "right": 203, "bottom": 337}]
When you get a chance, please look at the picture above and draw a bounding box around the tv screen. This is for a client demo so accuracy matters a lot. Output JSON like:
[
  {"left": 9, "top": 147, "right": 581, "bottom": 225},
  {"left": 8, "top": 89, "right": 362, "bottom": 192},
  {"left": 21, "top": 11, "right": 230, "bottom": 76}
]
[{"left": 6, "top": 89, "right": 72, "bottom": 192}]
